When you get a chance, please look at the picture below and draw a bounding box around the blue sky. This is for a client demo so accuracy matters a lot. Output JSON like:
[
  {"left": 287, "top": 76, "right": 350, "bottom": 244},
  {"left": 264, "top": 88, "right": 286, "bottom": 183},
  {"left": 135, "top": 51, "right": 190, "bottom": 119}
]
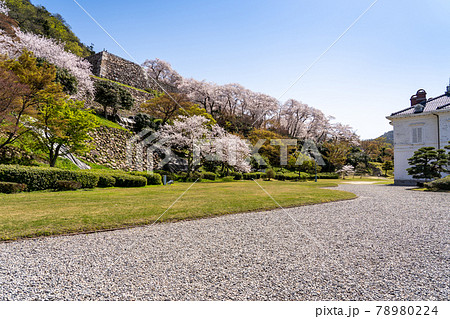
[{"left": 31, "top": 0, "right": 450, "bottom": 139}]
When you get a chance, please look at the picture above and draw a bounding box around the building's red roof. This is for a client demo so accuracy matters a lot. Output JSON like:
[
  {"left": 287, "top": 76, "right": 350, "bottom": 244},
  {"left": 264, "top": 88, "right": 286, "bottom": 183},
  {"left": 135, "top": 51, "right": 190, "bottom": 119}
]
[{"left": 390, "top": 93, "right": 450, "bottom": 116}]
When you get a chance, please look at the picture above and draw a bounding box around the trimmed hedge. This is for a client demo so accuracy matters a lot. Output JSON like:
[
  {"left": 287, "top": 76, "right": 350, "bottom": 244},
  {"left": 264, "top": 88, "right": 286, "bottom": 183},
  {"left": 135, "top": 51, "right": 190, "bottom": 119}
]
[
  {"left": 0, "top": 165, "right": 99, "bottom": 191},
  {"left": 233, "top": 172, "right": 243, "bottom": 180},
  {"left": 202, "top": 172, "right": 217, "bottom": 181},
  {"left": 108, "top": 173, "right": 147, "bottom": 187},
  {"left": 311, "top": 173, "right": 339, "bottom": 179},
  {"left": 130, "top": 171, "right": 162, "bottom": 185},
  {"left": 0, "top": 181, "right": 27, "bottom": 194},
  {"left": 424, "top": 176, "right": 450, "bottom": 191},
  {"left": 95, "top": 174, "right": 116, "bottom": 188},
  {"left": 55, "top": 180, "right": 82, "bottom": 191},
  {"left": 243, "top": 172, "right": 265, "bottom": 180}
]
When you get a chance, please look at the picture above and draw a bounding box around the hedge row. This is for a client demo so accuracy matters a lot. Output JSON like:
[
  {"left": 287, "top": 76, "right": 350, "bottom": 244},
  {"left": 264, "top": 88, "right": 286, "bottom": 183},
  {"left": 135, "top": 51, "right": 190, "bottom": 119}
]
[
  {"left": 0, "top": 181, "right": 27, "bottom": 194},
  {"left": 129, "top": 171, "right": 162, "bottom": 185},
  {"left": 424, "top": 176, "right": 450, "bottom": 191},
  {"left": 0, "top": 165, "right": 99, "bottom": 191},
  {"left": 0, "top": 165, "right": 161, "bottom": 191}
]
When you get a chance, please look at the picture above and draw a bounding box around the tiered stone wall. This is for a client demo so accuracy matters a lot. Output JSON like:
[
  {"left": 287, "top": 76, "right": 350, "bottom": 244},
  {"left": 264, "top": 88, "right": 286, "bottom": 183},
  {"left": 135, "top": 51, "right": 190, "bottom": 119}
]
[
  {"left": 87, "top": 51, "right": 149, "bottom": 90},
  {"left": 81, "top": 126, "right": 155, "bottom": 171}
]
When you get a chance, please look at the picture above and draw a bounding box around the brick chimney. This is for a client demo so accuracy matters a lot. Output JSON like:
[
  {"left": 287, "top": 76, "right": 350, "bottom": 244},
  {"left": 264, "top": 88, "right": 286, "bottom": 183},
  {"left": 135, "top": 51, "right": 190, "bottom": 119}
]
[
  {"left": 410, "top": 94, "right": 418, "bottom": 106},
  {"left": 410, "top": 89, "right": 426, "bottom": 106},
  {"left": 415, "top": 89, "right": 427, "bottom": 104}
]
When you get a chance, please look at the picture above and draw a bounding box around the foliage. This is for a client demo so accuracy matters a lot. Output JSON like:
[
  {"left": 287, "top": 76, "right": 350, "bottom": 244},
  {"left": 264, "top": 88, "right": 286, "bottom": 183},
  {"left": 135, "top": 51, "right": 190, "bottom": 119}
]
[
  {"left": 94, "top": 80, "right": 134, "bottom": 117},
  {"left": 382, "top": 160, "right": 394, "bottom": 176},
  {"left": 94, "top": 173, "right": 116, "bottom": 188},
  {"left": 407, "top": 147, "right": 449, "bottom": 180},
  {"left": 232, "top": 172, "right": 243, "bottom": 180},
  {"left": 31, "top": 98, "right": 99, "bottom": 167},
  {"left": 360, "top": 137, "right": 393, "bottom": 163},
  {"left": 0, "top": 28, "right": 94, "bottom": 98},
  {"left": 424, "top": 175, "right": 450, "bottom": 191},
  {"left": 141, "top": 92, "right": 195, "bottom": 125},
  {"left": 247, "top": 129, "right": 284, "bottom": 167},
  {"left": 0, "top": 51, "right": 61, "bottom": 150},
  {"left": 0, "top": 164, "right": 99, "bottom": 191},
  {"left": 0, "top": 181, "right": 26, "bottom": 193},
  {"left": 130, "top": 171, "right": 162, "bottom": 185},
  {"left": 54, "top": 180, "right": 81, "bottom": 191},
  {"left": 55, "top": 66, "right": 77, "bottom": 95},
  {"left": 265, "top": 168, "right": 275, "bottom": 180},
  {"left": 106, "top": 172, "right": 147, "bottom": 188},
  {"left": 323, "top": 140, "right": 351, "bottom": 170},
  {"left": 202, "top": 172, "right": 217, "bottom": 181},
  {"left": 133, "top": 113, "right": 161, "bottom": 132},
  {"left": 3, "top": 0, "right": 93, "bottom": 57}
]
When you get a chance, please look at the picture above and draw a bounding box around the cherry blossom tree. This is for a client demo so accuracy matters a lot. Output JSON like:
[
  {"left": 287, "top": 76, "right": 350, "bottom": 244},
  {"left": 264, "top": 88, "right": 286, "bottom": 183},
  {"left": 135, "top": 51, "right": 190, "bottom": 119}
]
[
  {"left": 157, "top": 115, "right": 210, "bottom": 174},
  {"left": 0, "top": 0, "right": 9, "bottom": 15},
  {"left": 203, "top": 125, "right": 251, "bottom": 174},
  {"left": 0, "top": 29, "right": 93, "bottom": 98},
  {"left": 142, "top": 58, "right": 182, "bottom": 93}
]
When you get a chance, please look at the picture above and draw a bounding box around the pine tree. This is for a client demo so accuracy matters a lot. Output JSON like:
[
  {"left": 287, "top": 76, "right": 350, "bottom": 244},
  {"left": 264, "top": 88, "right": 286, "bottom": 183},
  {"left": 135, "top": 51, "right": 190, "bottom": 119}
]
[{"left": 407, "top": 147, "right": 449, "bottom": 180}]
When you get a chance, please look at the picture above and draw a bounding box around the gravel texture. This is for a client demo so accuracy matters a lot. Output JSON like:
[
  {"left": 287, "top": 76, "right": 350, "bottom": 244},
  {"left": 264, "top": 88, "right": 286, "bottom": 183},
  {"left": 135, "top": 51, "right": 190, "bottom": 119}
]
[{"left": 0, "top": 184, "right": 448, "bottom": 300}]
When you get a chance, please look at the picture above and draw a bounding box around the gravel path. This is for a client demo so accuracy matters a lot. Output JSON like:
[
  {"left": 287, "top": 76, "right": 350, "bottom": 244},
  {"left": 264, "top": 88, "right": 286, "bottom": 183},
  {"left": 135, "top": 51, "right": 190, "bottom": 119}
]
[{"left": 0, "top": 184, "right": 448, "bottom": 300}]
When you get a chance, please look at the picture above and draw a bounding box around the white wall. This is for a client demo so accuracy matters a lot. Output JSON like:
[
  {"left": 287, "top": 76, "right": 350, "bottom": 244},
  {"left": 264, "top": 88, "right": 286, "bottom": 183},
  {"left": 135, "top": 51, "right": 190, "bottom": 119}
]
[{"left": 390, "top": 111, "right": 449, "bottom": 184}]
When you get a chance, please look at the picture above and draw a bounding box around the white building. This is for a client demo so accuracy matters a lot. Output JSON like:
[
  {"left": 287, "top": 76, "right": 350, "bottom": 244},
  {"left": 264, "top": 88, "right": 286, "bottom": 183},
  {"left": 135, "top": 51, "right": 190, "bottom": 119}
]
[{"left": 386, "top": 86, "right": 450, "bottom": 185}]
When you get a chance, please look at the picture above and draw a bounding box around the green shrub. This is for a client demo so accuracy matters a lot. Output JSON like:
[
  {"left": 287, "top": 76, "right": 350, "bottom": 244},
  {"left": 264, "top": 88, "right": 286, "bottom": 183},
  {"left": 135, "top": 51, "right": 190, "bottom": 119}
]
[
  {"left": 55, "top": 180, "right": 82, "bottom": 191},
  {"left": 233, "top": 172, "right": 243, "bottom": 180},
  {"left": 424, "top": 176, "right": 450, "bottom": 191},
  {"left": 275, "top": 173, "right": 286, "bottom": 181},
  {"left": 0, "top": 181, "right": 27, "bottom": 194},
  {"left": 243, "top": 172, "right": 265, "bottom": 180},
  {"left": 109, "top": 173, "right": 147, "bottom": 187},
  {"left": 130, "top": 171, "right": 162, "bottom": 185},
  {"left": 202, "top": 172, "right": 217, "bottom": 181},
  {"left": 265, "top": 169, "right": 275, "bottom": 180},
  {"left": 187, "top": 172, "right": 202, "bottom": 182},
  {"left": 95, "top": 174, "right": 116, "bottom": 188},
  {"left": 313, "top": 173, "right": 339, "bottom": 179},
  {"left": 298, "top": 172, "right": 309, "bottom": 181},
  {"left": 0, "top": 165, "right": 99, "bottom": 191}
]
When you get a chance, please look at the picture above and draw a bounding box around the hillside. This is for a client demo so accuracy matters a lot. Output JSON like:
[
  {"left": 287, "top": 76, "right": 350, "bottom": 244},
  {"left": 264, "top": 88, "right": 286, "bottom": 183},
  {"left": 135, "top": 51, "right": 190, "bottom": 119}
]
[
  {"left": 378, "top": 130, "right": 393, "bottom": 145},
  {"left": 2, "top": 0, "right": 93, "bottom": 57}
]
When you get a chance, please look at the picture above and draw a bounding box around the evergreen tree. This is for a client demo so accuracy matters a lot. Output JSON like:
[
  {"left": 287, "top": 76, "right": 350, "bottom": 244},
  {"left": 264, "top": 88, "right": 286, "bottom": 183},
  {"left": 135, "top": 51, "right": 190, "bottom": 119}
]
[{"left": 407, "top": 147, "right": 449, "bottom": 180}]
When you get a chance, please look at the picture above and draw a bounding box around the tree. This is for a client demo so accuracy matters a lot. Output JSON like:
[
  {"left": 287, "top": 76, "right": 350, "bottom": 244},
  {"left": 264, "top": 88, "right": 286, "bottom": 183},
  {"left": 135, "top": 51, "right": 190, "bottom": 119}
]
[
  {"left": 355, "top": 162, "right": 369, "bottom": 178},
  {"left": 0, "top": 50, "right": 62, "bottom": 150},
  {"left": 382, "top": 160, "right": 394, "bottom": 176},
  {"left": 337, "top": 165, "right": 355, "bottom": 179},
  {"left": 0, "top": 65, "right": 29, "bottom": 145},
  {"left": 142, "top": 58, "right": 182, "bottom": 92},
  {"left": 203, "top": 125, "right": 251, "bottom": 174},
  {"left": 141, "top": 92, "right": 194, "bottom": 125},
  {"left": 406, "top": 147, "right": 449, "bottom": 181},
  {"left": 94, "top": 81, "right": 134, "bottom": 118},
  {"left": 0, "top": 27, "right": 93, "bottom": 97},
  {"left": 0, "top": 0, "right": 9, "bottom": 15},
  {"left": 157, "top": 115, "right": 210, "bottom": 175},
  {"left": 323, "top": 140, "right": 351, "bottom": 171},
  {"left": 31, "top": 97, "right": 99, "bottom": 167}
]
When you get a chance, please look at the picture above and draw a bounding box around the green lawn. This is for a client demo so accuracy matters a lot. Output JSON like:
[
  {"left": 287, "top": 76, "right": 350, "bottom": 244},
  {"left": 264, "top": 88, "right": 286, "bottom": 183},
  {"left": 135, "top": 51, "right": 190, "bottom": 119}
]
[{"left": 0, "top": 180, "right": 357, "bottom": 241}]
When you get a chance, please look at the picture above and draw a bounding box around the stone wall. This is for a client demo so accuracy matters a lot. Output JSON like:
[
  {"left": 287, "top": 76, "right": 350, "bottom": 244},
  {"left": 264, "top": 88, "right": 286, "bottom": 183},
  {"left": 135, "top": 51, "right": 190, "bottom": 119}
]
[
  {"left": 87, "top": 51, "right": 149, "bottom": 90},
  {"left": 81, "top": 126, "right": 155, "bottom": 171}
]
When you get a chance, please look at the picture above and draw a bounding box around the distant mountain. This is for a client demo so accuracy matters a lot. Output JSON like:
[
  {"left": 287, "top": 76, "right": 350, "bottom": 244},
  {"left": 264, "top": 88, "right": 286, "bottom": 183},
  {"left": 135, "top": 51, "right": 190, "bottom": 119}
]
[
  {"left": 377, "top": 130, "right": 393, "bottom": 145},
  {"left": 2, "top": 0, "right": 93, "bottom": 57}
]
